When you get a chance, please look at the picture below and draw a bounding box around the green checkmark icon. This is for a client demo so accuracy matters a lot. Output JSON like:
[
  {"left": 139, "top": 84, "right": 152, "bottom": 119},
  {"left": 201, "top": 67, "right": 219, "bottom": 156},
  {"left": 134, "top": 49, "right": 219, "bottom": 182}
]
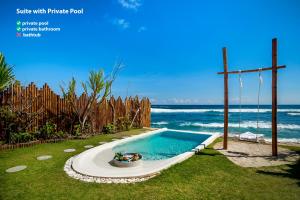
[
  {"left": 16, "top": 20, "right": 21, "bottom": 25},
  {"left": 16, "top": 27, "right": 21, "bottom": 31}
]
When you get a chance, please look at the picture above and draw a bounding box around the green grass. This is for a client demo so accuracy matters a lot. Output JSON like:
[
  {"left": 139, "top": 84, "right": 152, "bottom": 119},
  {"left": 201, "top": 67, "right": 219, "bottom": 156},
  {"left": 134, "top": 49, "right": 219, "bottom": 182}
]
[{"left": 0, "top": 131, "right": 299, "bottom": 200}]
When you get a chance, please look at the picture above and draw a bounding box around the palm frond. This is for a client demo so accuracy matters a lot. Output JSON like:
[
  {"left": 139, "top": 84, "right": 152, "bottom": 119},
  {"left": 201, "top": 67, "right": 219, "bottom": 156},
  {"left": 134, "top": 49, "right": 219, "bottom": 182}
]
[{"left": 0, "top": 53, "right": 15, "bottom": 91}]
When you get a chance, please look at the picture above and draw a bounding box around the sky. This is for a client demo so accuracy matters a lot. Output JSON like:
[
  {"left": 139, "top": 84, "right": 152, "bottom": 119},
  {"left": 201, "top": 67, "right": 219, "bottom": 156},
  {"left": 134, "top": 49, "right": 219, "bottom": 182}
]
[{"left": 0, "top": 0, "right": 300, "bottom": 105}]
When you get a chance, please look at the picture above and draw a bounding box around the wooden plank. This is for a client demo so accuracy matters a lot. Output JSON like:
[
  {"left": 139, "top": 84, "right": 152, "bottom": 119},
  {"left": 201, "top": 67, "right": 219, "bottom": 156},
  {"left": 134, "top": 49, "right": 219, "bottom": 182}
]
[
  {"left": 217, "top": 65, "right": 285, "bottom": 74},
  {"left": 1, "top": 82, "right": 152, "bottom": 134},
  {"left": 272, "top": 38, "right": 278, "bottom": 156},
  {"left": 223, "top": 47, "right": 228, "bottom": 150}
]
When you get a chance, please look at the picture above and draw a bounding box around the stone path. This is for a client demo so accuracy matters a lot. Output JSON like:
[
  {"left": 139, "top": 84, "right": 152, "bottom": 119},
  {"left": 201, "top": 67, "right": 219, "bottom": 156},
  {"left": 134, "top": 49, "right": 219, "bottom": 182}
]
[
  {"left": 6, "top": 165, "right": 27, "bottom": 173},
  {"left": 37, "top": 155, "right": 52, "bottom": 160},
  {"left": 64, "top": 149, "right": 76, "bottom": 153},
  {"left": 214, "top": 141, "right": 299, "bottom": 167},
  {"left": 84, "top": 145, "right": 94, "bottom": 149}
]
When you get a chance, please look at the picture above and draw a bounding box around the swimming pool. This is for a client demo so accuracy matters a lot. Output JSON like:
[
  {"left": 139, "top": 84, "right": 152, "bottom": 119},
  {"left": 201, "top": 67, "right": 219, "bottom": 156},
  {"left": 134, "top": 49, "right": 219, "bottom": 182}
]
[
  {"left": 68, "top": 128, "right": 219, "bottom": 182},
  {"left": 113, "top": 130, "right": 211, "bottom": 160}
]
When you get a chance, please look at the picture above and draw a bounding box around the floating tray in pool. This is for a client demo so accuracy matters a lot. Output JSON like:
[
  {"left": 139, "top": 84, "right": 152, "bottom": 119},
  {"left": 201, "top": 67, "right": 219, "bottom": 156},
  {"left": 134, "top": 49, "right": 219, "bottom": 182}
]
[{"left": 112, "top": 153, "right": 142, "bottom": 168}]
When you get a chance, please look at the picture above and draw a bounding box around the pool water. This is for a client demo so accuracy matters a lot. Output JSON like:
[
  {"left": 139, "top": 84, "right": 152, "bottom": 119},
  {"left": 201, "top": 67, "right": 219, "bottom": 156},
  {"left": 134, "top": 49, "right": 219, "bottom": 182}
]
[{"left": 112, "top": 130, "right": 210, "bottom": 160}]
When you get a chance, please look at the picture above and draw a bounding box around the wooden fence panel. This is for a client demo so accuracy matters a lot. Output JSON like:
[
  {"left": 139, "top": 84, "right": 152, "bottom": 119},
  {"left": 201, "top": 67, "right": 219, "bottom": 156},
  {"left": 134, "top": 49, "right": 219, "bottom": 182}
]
[{"left": 0, "top": 83, "right": 151, "bottom": 134}]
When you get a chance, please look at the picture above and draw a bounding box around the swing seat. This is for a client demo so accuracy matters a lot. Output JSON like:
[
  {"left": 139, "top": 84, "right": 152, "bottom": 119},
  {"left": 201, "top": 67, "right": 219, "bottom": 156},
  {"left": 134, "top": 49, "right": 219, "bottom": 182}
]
[{"left": 239, "top": 132, "right": 264, "bottom": 142}]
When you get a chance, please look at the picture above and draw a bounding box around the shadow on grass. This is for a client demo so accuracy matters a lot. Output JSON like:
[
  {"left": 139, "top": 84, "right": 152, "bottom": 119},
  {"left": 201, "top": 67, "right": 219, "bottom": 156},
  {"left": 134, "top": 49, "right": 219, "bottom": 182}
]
[
  {"left": 256, "top": 159, "right": 300, "bottom": 187},
  {"left": 195, "top": 148, "right": 222, "bottom": 156}
]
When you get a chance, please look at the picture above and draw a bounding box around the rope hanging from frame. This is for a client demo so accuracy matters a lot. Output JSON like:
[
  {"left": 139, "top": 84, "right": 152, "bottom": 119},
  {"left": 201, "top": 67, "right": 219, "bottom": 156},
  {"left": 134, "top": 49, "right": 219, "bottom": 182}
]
[
  {"left": 256, "top": 68, "right": 263, "bottom": 140},
  {"left": 238, "top": 70, "right": 243, "bottom": 138}
]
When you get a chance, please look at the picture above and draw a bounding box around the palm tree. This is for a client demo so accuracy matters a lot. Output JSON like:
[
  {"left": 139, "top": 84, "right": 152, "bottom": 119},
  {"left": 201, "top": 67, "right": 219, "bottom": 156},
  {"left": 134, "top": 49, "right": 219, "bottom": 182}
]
[{"left": 0, "top": 53, "right": 14, "bottom": 92}]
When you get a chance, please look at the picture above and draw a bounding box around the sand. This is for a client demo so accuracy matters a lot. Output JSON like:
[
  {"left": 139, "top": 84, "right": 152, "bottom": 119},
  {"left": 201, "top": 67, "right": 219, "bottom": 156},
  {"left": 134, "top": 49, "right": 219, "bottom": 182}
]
[{"left": 214, "top": 141, "right": 299, "bottom": 167}]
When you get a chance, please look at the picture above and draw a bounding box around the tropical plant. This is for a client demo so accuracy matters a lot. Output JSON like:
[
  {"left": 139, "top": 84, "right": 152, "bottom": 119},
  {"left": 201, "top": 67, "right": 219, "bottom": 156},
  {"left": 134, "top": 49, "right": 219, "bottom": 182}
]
[
  {"left": 0, "top": 106, "right": 17, "bottom": 142},
  {"left": 102, "top": 123, "right": 116, "bottom": 134},
  {"left": 39, "top": 121, "right": 56, "bottom": 139},
  {"left": 0, "top": 53, "right": 14, "bottom": 92},
  {"left": 54, "top": 130, "right": 66, "bottom": 139},
  {"left": 116, "top": 117, "right": 131, "bottom": 131},
  {"left": 60, "top": 63, "right": 122, "bottom": 134},
  {"left": 9, "top": 132, "right": 35, "bottom": 144},
  {"left": 114, "top": 152, "right": 124, "bottom": 161}
]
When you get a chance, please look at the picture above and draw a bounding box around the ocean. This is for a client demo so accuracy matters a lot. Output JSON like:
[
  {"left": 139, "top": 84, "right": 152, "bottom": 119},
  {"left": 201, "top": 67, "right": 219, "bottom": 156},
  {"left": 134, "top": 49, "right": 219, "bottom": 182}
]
[{"left": 151, "top": 105, "right": 300, "bottom": 143}]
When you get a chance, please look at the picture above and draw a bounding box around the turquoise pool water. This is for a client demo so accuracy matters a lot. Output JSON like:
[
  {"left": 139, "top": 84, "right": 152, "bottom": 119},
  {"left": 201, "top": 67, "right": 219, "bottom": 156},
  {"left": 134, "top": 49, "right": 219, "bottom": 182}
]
[{"left": 112, "top": 130, "right": 210, "bottom": 160}]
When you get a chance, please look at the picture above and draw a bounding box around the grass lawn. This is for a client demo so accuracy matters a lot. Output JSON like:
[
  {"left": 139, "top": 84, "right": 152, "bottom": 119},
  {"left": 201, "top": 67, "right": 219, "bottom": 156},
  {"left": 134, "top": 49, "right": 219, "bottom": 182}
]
[{"left": 0, "top": 128, "right": 299, "bottom": 200}]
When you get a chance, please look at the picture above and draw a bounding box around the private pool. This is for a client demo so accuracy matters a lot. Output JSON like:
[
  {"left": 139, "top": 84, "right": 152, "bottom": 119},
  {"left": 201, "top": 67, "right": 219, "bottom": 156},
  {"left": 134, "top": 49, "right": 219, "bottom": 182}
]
[
  {"left": 113, "top": 130, "right": 211, "bottom": 160},
  {"left": 67, "top": 128, "right": 220, "bottom": 183}
]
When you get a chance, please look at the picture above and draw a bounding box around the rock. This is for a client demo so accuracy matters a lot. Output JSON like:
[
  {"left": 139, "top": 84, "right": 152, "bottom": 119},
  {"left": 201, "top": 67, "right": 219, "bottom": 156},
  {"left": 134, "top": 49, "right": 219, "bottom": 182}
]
[
  {"left": 64, "top": 149, "right": 76, "bottom": 153},
  {"left": 37, "top": 155, "right": 52, "bottom": 160},
  {"left": 6, "top": 165, "right": 27, "bottom": 173}
]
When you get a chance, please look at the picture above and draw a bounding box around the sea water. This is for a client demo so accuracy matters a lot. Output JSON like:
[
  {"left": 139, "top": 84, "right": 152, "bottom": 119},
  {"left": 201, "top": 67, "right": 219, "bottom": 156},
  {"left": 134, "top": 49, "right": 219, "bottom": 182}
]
[{"left": 151, "top": 105, "right": 300, "bottom": 143}]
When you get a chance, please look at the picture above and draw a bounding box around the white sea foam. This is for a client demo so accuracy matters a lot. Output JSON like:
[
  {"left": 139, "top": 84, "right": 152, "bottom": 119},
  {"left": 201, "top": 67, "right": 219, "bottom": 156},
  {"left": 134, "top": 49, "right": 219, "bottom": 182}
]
[
  {"left": 151, "top": 121, "right": 168, "bottom": 125},
  {"left": 179, "top": 121, "right": 300, "bottom": 130},
  {"left": 288, "top": 113, "right": 300, "bottom": 116},
  {"left": 151, "top": 108, "right": 300, "bottom": 113},
  {"left": 264, "top": 138, "right": 300, "bottom": 143},
  {"left": 228, "top": 132, "right": 300, "bottom": 143}
]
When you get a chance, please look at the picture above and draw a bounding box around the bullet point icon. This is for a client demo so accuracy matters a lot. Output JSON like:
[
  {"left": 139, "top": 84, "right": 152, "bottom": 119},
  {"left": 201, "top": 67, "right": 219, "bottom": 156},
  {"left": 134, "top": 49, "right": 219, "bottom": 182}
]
[
  {"left": 16, "top": 32, "right": 22, "bottom": 37},
  {"left": 16, "top": 20, "right": 21, "bottom": 25},
  {"left": 16, "top": 27, "right": 21, "bottom": 32}
]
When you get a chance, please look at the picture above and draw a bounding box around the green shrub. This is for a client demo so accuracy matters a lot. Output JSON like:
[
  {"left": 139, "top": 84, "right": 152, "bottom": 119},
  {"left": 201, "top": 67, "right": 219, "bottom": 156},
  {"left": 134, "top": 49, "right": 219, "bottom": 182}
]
[
  {"left": 73, "top": 124, "right": 81, "bottom": 136},
  {"left": 9, "top": 132, "right": 35, "bottom": 144},
  {"left": 0, "top": 106, "right": 17, "bottom": 142},
  {"left": 102, "top": 123, "right": 115, "bottom": 134},
  {"left": 39, "top": 122, "right": 56, "bottom": 139},
  {"left": 116, "top": 117, "right": 131, "bottom": 132},
  {"left": 54, "top": 130, "right": 66, "bottom": 139}
]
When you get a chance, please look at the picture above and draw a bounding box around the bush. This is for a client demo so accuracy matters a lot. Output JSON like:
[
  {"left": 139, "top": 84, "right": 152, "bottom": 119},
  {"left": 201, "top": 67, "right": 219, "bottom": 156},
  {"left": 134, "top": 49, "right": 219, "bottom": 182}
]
[
  {"left": 9, "top": 132, "right": 35, "bottom": 144},
  {"left": 39, "top": 122, "right": 56, "bottom": 139},
  {"left": 116, "top": 117, "right": 131, "bottom": 132},
  {"left": 0, "top": 106, "right": 17, "bottom": 142},
  {"left": 73, "top": 124, "right": 81, "bottom": 136},
  {"left": 102, "top": 123, "right": 115, "bottom": 134},
  {"left": 54, "top": 130, "right": 66, "bottom": 139}
]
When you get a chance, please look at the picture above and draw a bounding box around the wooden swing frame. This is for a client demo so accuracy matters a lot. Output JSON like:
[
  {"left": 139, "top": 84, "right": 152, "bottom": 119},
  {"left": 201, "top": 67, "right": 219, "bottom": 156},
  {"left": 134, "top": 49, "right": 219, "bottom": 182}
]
[{"left": 217, "top": 38, "right": 286, "bottom": 156}]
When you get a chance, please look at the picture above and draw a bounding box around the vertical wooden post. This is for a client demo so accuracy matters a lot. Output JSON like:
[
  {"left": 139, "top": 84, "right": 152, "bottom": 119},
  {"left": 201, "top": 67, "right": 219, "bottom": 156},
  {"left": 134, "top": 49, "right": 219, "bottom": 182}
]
[
  {"left": 223, "top": 47, "right": 229, "bottom": 149},
  {"left": 272, "top": 38, "right": 278, "bottom": 156}
]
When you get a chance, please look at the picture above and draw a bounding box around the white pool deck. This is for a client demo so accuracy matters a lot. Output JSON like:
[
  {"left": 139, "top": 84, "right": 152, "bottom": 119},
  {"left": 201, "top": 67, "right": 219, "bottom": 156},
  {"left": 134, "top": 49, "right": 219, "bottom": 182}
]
[{"left": 70, "top": 128, "right": 220, "bottom": 179}]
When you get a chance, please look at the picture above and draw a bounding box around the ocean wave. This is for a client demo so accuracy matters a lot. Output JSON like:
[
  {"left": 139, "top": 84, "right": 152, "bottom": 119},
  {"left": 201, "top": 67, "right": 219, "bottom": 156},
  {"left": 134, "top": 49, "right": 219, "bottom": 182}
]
[
  {"left": 151, "top": 121, "right": 168, "bottom": 125},
  {"left": 179, "top": 121, "right": 300, "bottom": 130},
  {"left": 151, "top": 108, "right": 300, "bottom": 113},
  {"left": 228, "top": 132, "right": 300, "bottom": 143},
  {"left": 264, "top": 138, "right": 300, "bottom": 143},
  {"left": 288, "top": 113, "right": 300, "bottom": 116}
]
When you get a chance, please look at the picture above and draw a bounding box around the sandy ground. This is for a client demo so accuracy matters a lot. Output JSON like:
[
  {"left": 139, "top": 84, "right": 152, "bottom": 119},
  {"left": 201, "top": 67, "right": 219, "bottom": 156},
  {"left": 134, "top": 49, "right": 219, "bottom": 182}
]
[{"left": 214, "top": 141, "right": 299, "bottom": 168}]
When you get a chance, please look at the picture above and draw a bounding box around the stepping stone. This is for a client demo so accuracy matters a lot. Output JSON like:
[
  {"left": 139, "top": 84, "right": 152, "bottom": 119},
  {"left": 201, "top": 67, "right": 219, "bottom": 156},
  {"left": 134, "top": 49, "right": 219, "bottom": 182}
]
[
  {"left": 64, "top": 149, "right": 76, "bottom": 153},
  {"left": 112, "top": 139, "right": 120, "bottom": 141},
  {"left": 37, "top": 155, "right": 52, "bottom": 161},
  {"left": 122, "top": 136, "right": 129, "bottom": 139},
  {"left": 84, "top": 145, "right": 94, "bottom": 149},
  {"left": 99, "top": 141, "right": 107, "bottom": 145},
  {"left": 6, "top": 165, "right": 27, "bottom": 173}
]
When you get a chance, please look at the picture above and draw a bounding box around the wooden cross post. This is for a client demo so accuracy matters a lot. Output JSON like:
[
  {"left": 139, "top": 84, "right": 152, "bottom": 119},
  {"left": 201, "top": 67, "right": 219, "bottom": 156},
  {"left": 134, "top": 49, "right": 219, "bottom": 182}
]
[
  {"left": 272, "top": 38, "right": 278, "bottom": 156},
  {"left": 217, "top": 38, "right": 285, "bottom": 156},
  {"left": 223, "top": 47, "right": 229, "bottom": 150}
]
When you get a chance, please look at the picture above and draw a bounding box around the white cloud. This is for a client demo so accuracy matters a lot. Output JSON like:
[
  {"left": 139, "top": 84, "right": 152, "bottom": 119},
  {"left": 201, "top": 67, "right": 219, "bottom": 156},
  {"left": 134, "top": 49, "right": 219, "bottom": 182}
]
[
  {"left": 118, "top": 0, "right": 141, "bottom": 10},
  {"left": 138, "top": 26, "right": 147, "bottom": 32},
  {"left": 113, "top": 18, "right": 130, "bottom": 29}
]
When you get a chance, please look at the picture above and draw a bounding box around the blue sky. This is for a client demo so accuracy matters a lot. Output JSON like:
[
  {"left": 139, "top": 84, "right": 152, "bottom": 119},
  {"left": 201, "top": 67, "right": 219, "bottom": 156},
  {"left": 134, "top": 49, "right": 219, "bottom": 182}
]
[{"left": 0, "top": 0, "right": 300, "bottom": 104}]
